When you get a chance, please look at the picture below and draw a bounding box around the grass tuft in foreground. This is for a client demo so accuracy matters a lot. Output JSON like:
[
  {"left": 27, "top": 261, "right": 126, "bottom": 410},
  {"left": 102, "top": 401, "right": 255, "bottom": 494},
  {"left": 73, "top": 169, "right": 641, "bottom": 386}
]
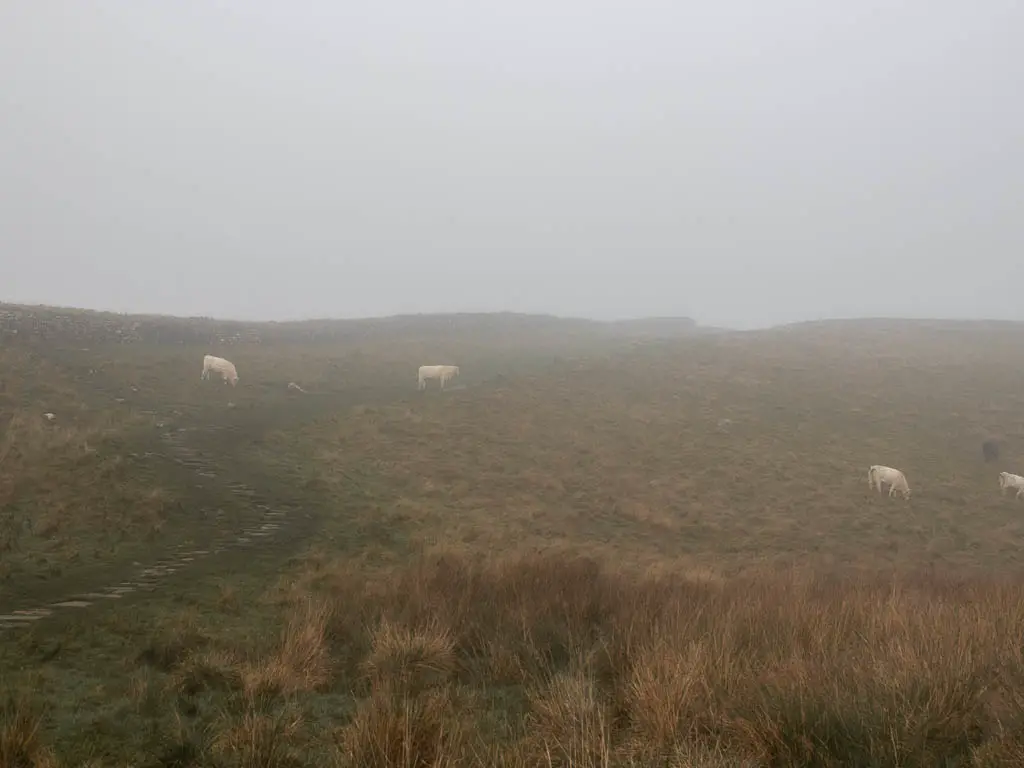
[
  {"left": 57, "top": 552, "right": 1022, "bottom": 766},
  {"left": 0, "top": 695, "right": 58, "bottom": 768}
]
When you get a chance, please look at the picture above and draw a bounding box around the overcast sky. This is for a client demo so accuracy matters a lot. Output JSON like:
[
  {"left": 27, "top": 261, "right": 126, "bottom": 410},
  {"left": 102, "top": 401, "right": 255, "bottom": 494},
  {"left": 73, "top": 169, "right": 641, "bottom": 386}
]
[{"left": 1, "top": 1, "right": 1021, "bottom": 329}]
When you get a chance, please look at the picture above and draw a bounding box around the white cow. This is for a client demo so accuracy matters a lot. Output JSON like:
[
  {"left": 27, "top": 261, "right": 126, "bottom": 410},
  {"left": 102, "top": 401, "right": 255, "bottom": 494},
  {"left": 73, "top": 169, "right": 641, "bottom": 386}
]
[
  {"left": 867, "top": 464, "right": 912, "bottom": 499},
  {"left": 999, "top": 472, "right": 1024, "bottom": 500},
  {"left": 201, "top": 354, "right": 239, "bottom": 387},
  {"left": 417, "top": 364, "right": 460, "bottom": 390}
]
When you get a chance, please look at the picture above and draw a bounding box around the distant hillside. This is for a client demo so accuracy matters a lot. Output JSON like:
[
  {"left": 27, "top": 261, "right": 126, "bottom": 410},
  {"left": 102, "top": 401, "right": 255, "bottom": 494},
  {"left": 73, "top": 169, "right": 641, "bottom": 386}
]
[
  {"left": 600, "top": 316, "right": 703, "bottom": 337},
  {"left": 8, "top": 303, "right": 1021, "bottom": 348},
  {"left": 0, "top": 303, "right": 706, "bottom": 346},
  {"left": 774, "top": 317, "right": 1024, "bottom": 334}
]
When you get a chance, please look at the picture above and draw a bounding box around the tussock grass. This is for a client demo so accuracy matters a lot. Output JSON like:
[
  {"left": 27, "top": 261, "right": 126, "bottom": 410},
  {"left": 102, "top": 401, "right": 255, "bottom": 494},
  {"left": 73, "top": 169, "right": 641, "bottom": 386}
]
[
  {"left": 167, "top": 648, "right": 244, "bottom": 698},
  {"left": 212, "top": 703, "right": 305, "bottom": 768},
  {"left": 359, "top": 617, "right": 458, "bottom": 696},
  {"left": 137, "top": 552, "right": 1024, "bottom": 766},
  {"left": 243, "top": 598, "right": 334, "bottom": 698},
  {"left": 138, "top": 609, "right": 211, "bottom": 672},
  {"left": 334, "top": 553, "right": 1024, "bottom": 765},
  {"left": 0, "top": 695, "right": 57, "bottom": 768},
  {"left": 337, "top": 684, "right": 470, "bottom": 768}
]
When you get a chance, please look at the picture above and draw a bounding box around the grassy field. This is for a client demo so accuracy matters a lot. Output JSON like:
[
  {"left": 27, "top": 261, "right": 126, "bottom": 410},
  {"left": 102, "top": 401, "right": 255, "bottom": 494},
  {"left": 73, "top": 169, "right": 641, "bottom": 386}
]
[
  {"left": 0, "top": 342, "right": 176, "bottom": 600},
  {"left": 3, "top": 305, "right": 1024, "bottom": 766}
]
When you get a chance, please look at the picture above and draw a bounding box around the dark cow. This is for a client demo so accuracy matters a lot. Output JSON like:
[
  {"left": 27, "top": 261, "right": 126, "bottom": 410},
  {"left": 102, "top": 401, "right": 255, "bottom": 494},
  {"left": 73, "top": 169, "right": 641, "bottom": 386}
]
[{"left": 982, "top": 438, "right": 1000, "bottom": 463}]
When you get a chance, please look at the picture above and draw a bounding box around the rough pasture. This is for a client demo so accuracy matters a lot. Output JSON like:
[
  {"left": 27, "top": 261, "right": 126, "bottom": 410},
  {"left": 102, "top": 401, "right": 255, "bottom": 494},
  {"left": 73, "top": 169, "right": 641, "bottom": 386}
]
[{"left": 4, "top": 307, "right": 1024, "bottom": 765}]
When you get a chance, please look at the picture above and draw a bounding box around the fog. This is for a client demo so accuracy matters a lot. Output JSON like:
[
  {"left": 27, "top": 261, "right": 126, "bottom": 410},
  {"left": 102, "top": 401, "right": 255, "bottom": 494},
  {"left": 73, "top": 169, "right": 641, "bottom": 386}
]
[{"left": 2, "top": 1, "right": 1021, "bottom": 329}]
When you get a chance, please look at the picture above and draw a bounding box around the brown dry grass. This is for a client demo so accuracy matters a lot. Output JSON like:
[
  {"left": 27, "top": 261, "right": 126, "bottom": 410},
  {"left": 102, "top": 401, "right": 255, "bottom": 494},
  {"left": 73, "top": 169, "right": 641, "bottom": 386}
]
[
  {"left": 243, "top": 598, "right": 334, "bottom": 698},
  {"left": 303, "top": 324, "right": 1024, "bottom": 575},
  {"left": 0, "top": 695, "right": 58, "bottom": 768},
  {"left": 134, "top": 551, "right": 1024, "bottom": 766}
]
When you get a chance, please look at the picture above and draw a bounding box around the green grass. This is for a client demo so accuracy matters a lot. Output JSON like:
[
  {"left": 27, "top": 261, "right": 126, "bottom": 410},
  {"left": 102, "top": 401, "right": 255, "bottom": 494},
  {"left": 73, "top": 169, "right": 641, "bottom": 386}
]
[
  {"left": 0, "top": 343, "right": 175, "bottom": 599},
  {"left": 4, "top": 305, "right": 1024, "bottom": 765}
]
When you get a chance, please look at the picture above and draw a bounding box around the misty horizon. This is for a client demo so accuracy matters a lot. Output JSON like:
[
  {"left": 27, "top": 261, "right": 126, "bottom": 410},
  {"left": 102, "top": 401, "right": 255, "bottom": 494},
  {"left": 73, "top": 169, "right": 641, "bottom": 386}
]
[{"left": 3, "top": 2, "right": 1022, "bottom": 330}]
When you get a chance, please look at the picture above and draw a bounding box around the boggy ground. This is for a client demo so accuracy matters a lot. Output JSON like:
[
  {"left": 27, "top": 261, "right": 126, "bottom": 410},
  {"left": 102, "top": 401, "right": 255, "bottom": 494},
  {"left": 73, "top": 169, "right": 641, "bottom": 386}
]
[{"left": 3, "top": 308, "right": 1024, "bottom": 766}]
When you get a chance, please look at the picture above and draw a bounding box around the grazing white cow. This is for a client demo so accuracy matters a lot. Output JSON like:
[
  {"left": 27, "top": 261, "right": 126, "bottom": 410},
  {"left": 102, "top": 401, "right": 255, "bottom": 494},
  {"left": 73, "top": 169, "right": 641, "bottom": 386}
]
[
  {"left": 201, "top": 354, "right": 239, "bottom": 387},
  {"left": 867, "top": 464, "right": 912, "bottom": 499},
  {"left": 998, "top": 472, "right": 1024, "bottom": 500},
  {"left": 417, "top": 364, "right": 460, "bottom": 390}
]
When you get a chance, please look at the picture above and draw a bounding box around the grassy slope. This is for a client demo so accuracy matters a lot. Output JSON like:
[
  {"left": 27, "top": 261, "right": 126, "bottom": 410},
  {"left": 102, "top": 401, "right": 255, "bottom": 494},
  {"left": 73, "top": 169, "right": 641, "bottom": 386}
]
[
  {"left": 0, "top": 343, "right": 175, "bottom": 597},
  {"left": 300, "top": 321, "right": 1024, "bottom": 575},
  {"left": 3, "top": 307, "right": 1024, "bottom": 765}
]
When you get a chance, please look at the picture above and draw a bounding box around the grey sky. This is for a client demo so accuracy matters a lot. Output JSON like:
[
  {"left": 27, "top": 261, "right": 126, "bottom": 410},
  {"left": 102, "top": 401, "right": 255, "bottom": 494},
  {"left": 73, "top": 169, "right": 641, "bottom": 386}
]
[{"left": 2, "top": 1, "right": 1021, "bottom": 329}]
